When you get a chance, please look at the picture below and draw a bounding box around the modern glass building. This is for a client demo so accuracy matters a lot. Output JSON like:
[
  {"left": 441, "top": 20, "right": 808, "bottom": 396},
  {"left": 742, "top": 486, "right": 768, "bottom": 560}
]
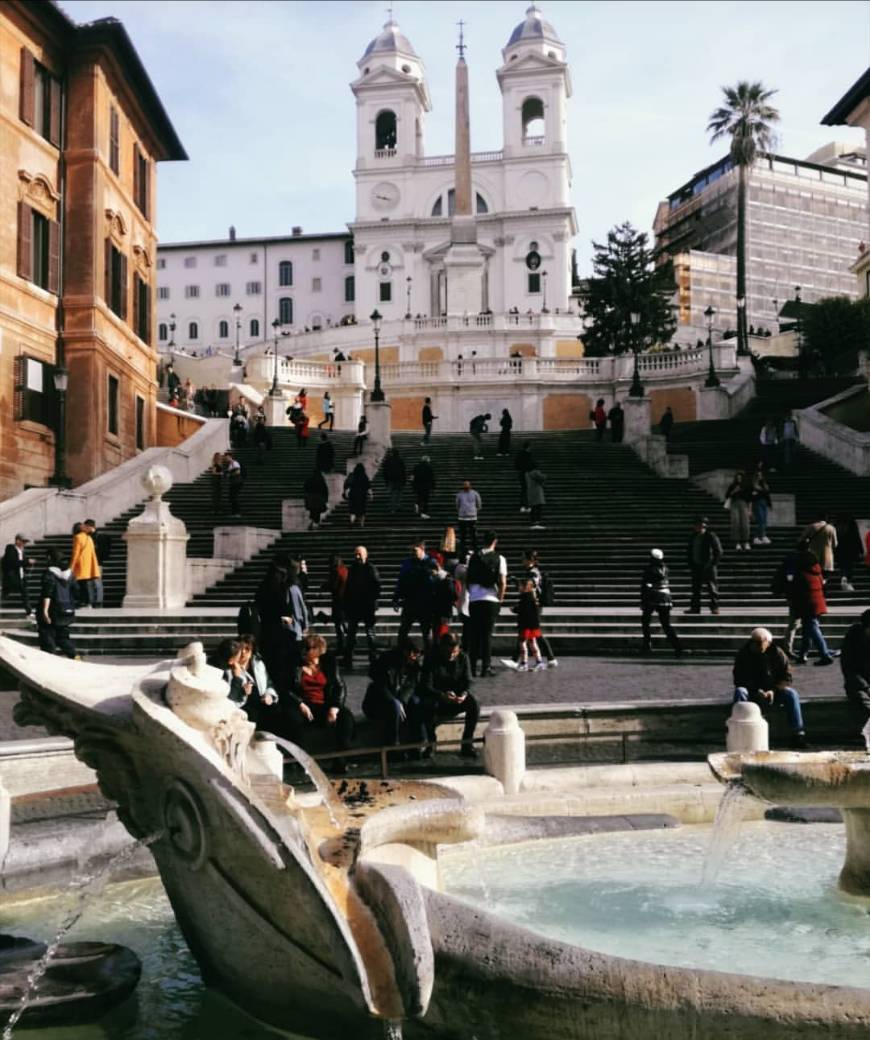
[{"left": 654, "top": 143, "right": 867, "bottom": 332}]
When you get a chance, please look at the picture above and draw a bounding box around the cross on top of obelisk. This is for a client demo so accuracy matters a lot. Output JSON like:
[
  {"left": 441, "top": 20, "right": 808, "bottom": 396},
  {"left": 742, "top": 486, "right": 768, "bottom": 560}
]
[
  {"left": 386, "top": 3, "right": 395, "bottom": 23},
  {"left": 457, "top": 19, "right": 466, "bottom": 58}
]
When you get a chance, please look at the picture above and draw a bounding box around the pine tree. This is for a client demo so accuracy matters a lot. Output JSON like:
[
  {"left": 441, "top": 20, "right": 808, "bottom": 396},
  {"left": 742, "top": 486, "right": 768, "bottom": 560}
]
[{"left": 581, "top": 222, "right": 677, "bottom": 357}]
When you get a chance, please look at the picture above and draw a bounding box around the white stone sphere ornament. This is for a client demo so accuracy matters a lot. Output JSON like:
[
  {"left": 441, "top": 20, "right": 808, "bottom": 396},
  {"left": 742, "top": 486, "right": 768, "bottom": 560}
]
[{"left": 142, "top": 464, "right": 173, "bottom": 499}]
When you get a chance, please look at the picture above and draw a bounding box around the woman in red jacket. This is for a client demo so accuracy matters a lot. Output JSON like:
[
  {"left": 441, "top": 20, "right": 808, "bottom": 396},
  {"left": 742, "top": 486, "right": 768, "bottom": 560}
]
[{"left": 793, "top": 549, "right": 838, "bottom": 666}]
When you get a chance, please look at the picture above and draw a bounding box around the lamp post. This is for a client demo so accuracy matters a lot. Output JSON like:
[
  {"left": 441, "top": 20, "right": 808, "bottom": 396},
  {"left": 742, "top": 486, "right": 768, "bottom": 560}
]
[
  {"left": 736, "top": 295, "right": 747, "bottom": 356},
  {"left": 794, "top": 285, "right": 803, "bottom": 357},
  {"left": 50, "top": 365, "right": 70, "bottom": 488},
  {"left": 704, "top": 304, "right": 720, "bottom": 388},
  {"left": 369, "top": 308, "right": 384, "bottom": 402},
  {"left": 233, "top": 302, "right": 242, "bottom": 366},
  {"left": 270, "top": 318, "right": 281, "bottom": 396},
  {"left": 628, "top": 310, "right": 644, "bottom": 397},
  {"left": 541, "top": 270, "right": 549, "bottom": 314},
  {"left": 168, "top": 312, "right": 176, "bottom": 363},
  {"left": 405, "top": 276, "right": 412, "bottom": 320}
]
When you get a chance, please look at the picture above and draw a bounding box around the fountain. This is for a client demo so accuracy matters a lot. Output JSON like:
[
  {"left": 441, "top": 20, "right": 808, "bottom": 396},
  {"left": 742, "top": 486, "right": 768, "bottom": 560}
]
[{"left": 3, "top": 633, "right": 870, "bottom": 1039}]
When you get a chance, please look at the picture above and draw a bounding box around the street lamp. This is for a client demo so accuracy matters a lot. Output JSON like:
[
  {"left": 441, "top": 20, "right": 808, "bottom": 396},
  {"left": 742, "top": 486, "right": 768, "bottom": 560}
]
[
  {"left": 541, "top": 270, "right": 549, "bottom": 314},
  {"left": 736, "top": 295, "right": 747, "bottom": 356},
  {"left": 369, "top": 308, "right": 384, "bottom": 402},
  {"left": 405, "top": 276, "right": 412, "bottom": 320},
  {"left": 270, "top": 318, "right": 282, "bottom": 396},
  {"left": 50, "top": 365, "right": 70, "bottom": 487},
  {"left": 704, "top": 304, "right": 720, "bottom": 388},
  {"left": 168, "top": 312, "right": 176, "bottom": 363},
  {"left": 794, "top": 285, "right": 803, "bottom": 356},
  {"left": 628, "top": 310, "right": 644, "bottom": 398},
  {"left": 233, "top": 302, "right": 243, "bottom": 366}
]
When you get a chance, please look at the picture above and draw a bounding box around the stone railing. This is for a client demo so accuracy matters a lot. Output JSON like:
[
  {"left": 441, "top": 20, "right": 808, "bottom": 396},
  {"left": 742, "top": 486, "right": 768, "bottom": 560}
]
[
  {"left": 409, "top": 312, "right": 577, "bottom": 333},
  {"left": 798, "top": 384, "right": 870, "bottom": 476},
  {"left": 419, "top": 149, "right": 504, "bottom": 167},
  {"left": 245, "top": 356, "right": 365, "bottom": 388}
]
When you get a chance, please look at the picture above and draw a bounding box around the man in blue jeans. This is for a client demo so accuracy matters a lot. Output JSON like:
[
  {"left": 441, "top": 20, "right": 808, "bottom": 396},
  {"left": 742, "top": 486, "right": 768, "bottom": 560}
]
[{"left": 732, "top": 627, "right": 809, "bottom": 749}]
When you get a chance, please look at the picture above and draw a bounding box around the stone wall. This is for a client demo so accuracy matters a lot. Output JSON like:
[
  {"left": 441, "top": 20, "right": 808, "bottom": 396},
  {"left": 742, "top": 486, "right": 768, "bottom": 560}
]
[
  {"left": 543, "top": 392, "right": 592, "bottom": 430},
  {"left": 389, "top": 395, "right": 427, "bottom": 430},
  {"left": 649, "top": 386, "right": 697, "bottom": 424}
]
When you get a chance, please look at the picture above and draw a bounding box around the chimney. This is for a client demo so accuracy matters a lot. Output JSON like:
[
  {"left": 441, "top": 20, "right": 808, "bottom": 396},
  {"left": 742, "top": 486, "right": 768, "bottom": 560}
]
[
  {"left": 229, "top": 225, "right": 236, "bottom": 241},
  {"left": 292, "top": 226, "right": 303, "bottom": 236}
]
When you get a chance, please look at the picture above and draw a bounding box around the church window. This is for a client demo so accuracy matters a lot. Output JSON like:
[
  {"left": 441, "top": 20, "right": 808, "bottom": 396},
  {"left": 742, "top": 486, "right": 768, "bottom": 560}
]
[
  {"left": 158, "top": 323, "right": 167, "bottom": 341},
  {"left": 375, "top": 110, "right": 397, "bottom": 152},
  {"left": 431, "top": 196, "right": 443, "bottom": 217},
  {"left": 521, "top": 96, "right": 545, "bottom": 141},
  {"left": 345, "top": 276, "right": 355, "bottom": 302},
  {"left": 344, "top": 239, "right": 354, "bottom": 264},
  {"left": 279, "top": 297, "right": 293, "bottom": 324},
  {"left": 249, "top": 318, "right": 260, "bottom": 337},
  {"left": 381, "top": 251, "right": 391, "bottom": 263},
  {"left": 434, "top": 190, "right": 489, "bottom": 217},
  {"left": 379, "top": 281, "right": 392, "bottom": 302},
  {"left": 528, "top": 272, "right": 541, "bottom": 294},
  {"left": 219, "top": 320, "right": 229, "bottom": 338},
  {"left": 279, "top": 260, "right": 293, "bottom": 286},
  {"left": 188, "top": 321, "right": 199, "bottom": 339},
  {"left": 476, "top": 192, "right": 489, "bottom": 214}
]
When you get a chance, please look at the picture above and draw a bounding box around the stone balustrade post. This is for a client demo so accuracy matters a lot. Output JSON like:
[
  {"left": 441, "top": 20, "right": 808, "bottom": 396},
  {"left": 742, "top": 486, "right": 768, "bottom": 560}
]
[
  {"left": 123, "top": 465, "right": 190, "bottom": 610},
  {"left": 726, "top": 701, "right": 769, "bottom": 752},
  {"left": 483, "top": 710, "right": 525, "bottom": 795}
]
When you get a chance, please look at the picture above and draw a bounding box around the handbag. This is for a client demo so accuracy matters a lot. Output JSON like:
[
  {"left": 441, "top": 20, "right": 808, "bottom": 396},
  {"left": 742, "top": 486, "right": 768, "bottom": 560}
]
[{"left": 723, "top": 497, "right": 732, "bottom": 510}]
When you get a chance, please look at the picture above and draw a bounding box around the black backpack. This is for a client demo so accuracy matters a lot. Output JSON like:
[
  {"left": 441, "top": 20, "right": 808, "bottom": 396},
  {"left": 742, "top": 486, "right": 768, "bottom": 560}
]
[
  {"left": 468, "top": 550, "right": 500, "bottom": 588},
  {"left": 50, "top": 575, "right": 76, "bottom": 624},
  {"left": 539, "top": 569, "right": 556, "bottom": 607},
  {"left": 237, "top": 600, "right": 262, "bottom": 639}
]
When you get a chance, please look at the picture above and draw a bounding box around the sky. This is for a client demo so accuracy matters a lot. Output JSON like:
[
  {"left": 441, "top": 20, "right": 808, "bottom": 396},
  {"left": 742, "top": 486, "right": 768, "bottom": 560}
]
[{"left": 61, "top": 0, "right": 869, "bottom": 276}]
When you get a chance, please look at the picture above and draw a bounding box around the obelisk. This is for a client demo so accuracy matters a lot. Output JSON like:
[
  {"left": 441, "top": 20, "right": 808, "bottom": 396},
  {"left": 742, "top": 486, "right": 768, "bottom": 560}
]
[{"left": 444, "top": 20, "right": 486, "bottom": 315}]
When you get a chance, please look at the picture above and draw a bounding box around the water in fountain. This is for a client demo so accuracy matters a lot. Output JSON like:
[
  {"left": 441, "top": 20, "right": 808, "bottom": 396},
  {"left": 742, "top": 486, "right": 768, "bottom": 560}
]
[
  {"left": 265, "top": 734, "right": 346, "bottom": 830},
  {"left": 1, "top": 831, "right": 162, "bottom": 1040},
  {"left": 701, "top": 781, "right": 756, "bottom": 885}
]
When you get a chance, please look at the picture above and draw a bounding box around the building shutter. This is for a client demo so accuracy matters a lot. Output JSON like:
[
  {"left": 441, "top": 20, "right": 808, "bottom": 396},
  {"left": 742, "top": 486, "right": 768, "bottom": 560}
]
[
  {"left": 17, "top": 203, "right": 32, "bottom": 281},
  {"left": 142, "top": 280, "right": 151, "bottom": 344},
  {"left": 104, "top": 238, "right": 113, "bottom": 304},
  {"left": 19, "top": 48, "right": 34, "bottom": 126},
  {"left": 109, "top": 107, "right": 119, "bottom": 172},
  {"left": 132, "top": 272, "right": 140, "bottom": 337},
  {"left": 48, "top": 76, "right": 61, "bottom": 147},
  {"left": 13, "top": 356, "right": 25, "bottom": 421},
  {"left": 47, "top": 218, "right": 60, "bottom": 295},
  {"left": 133, "top": 143, "right": 140, "bottom": 209},
  {"left": 119, "top": 252, "right": 128, "bottom": 320},
  {"left": 141, "top": 158, "right": 149, "bottom": 220}
]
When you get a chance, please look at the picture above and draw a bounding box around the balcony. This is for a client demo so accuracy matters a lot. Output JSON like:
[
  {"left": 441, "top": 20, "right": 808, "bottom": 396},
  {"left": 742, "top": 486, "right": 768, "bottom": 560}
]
[{"left": 374, "top": 148, "right": 397, "bottom": 160}]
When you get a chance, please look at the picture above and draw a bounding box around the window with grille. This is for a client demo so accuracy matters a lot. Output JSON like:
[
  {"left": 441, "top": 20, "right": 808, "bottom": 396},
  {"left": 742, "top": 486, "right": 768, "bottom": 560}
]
[
  {"left": 379, "top": 281, "right": 392, "bottom": 302},
  {"left": 249, "top": 318, "right": 260, "bottom": 337},
  {"left": 219, "top": 320, "right": 229, "bottom": 338},
  {"left": 185, "top": 285, "right": 199, "bottom": 299},
  {"left": 135, "top": 395, "right": 145, "bottom": 450},
  {"left": 246, "top": 281, "right": 261, "bottom": 295},
  {"left": 344, "top": 276, "right": 355, "bottom": 302},
  {"left": 157, "top": 286, "right": 169, "bottom": 300},
  {"left": 215, "top": 283, "right": 231, "bottom": 297},
  {"left": 279, "top": 297, "right": 293, "bottom": 324},
  {"left": 107, "top": 374, "right": 119, "bottom": 435},
  {"left": 188, "top": 322, "right": 199, "bottom": 340}
]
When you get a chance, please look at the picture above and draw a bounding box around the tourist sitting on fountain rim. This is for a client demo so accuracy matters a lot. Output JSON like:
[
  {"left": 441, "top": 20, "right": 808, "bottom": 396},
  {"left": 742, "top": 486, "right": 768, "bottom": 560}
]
[
  {"left": 362, "top": 641, "right": 428, "bottom": 754},
  {"left": 841, "top": 609, "right": 870, "bottom": 740},
  {"left": 419, "top": 632, "right": 480, "bottom": 759},
  {"left": 288, "top": 633, "right": 355, "bottom": 770},
  {"left": 732, "top": 627, "right": 809, "bottom": 749}
]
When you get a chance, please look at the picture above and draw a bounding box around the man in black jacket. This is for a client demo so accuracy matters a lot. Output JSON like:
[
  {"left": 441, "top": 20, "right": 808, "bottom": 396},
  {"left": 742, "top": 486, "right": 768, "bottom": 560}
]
[
  {"left": 362, "top": 641, "right": 426, "bottom": 748},
  {"left": 514, "top": 442, "right": 535, "bottom": 514},
  {"left": 411, "top": 456, "right": 436, "bottom": 519},
  {"left": 343, "top": 545, "right": 381, "bottom": 668},
  {"left": 393, "top": 541, "right": 434, "bottom": 647},
  {"left": 732, "top": 627, "right": 808, "bottom": 748},
  {"left": 639, "top": 548, "right": 681, "bottom": 655},
  {"left": 842, "top": 609, "right": 870, "bottom": 739},
  {"left": 315, "top": 433, "right": 335, "bottom": 474},
  {"left": 421, "top": 397, "right": 437, "bottom": 445},
  {"left": 686, "top": 516, "right": 723, "bottom": 615},
  {"left": 419, "top": 633, "right": 480, "bottom": 758},
  {"left": 2, "top": 534, "right": 35, "bottom": 616}
]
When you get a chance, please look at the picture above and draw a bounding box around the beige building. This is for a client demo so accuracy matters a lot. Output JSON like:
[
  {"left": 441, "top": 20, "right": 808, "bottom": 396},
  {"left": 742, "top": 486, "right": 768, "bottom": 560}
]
[{"left": 0, "top": 1, "right": 185, "bottom": 495}]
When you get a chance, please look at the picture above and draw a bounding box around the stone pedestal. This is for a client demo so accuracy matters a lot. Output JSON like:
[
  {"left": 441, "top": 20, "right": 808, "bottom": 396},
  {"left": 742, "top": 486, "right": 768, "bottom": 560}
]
[
  {"left": 282, "top": 500, "right": 309, "bottom": 532},
  {"left": 325, "top": 473, "right": 345, "bottom": 509},
  {"left": 726, "top": 701, "right": 768, "bottom": 753},
  {"left": 483, "top": 710, "right": 525, "bottom": 795},
  {"left": 365, "top": 400, "right": 392, "bottom": 454},
  {"left": 444, "top": 238, "right": 486, "bottom": 317},
  {"left": 123, "top": 466, "right": 190, "bottom": 610},
  {"left": 263, "top": 392, "right": 287, "bottom": 427},
  {"left": 622, "top": 397, "right": 651, "bottom": 445}
]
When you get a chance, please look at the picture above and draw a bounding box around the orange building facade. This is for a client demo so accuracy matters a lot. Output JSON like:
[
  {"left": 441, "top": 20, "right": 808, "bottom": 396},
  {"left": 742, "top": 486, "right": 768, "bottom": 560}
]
[{"left": 0, "top": 1, "right": 185, "bottom": 495}]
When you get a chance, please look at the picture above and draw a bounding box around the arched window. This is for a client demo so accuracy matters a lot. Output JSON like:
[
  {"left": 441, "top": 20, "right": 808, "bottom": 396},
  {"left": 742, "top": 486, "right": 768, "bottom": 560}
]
[
  {"left": 158, "top": 322, "right": 168, "bottom": 341},
  {"left": 431, "top": 195, "right": 443, "bottom": 217},
  {"left": 344, "top": 276, "right": 355, "bottom": 303},
  {"left": 279, "top": 260, "right": 293, "bottom": 287},
  {"left": 344, "top": 239, "right": 354, "bottom": 265},
  {"left": 475, "top": 192, "right": 489, "bottom": 214},
  {"left": 522, "top": 96, "right": 545, "bottom": 141},
  {"left": 218, "top": 320, "right": 229, "bottom": 338},
  {"left": 436, "top": 189, "right": 490, "bottom": 217},
  {"left": 375, "top": 110, "right": 397, "bottom": 152},
  {"left": 279, "top": 297, "right": 293, "bottom": 325},
  {"left": 188, "top": 321, "right": 199, "bottom": 340},
  {"left": 249, "top": 318, "right": 260, "bottom": 337}
]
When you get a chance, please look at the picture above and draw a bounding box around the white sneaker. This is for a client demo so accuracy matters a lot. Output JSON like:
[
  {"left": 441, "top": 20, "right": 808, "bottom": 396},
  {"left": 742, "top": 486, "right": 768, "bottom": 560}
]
[
  {"left": 500, "top": 658, "right": 519, "bottom": 670},
  {"left": 752, "top": 537, "right": 763, "bottom": 545},
  {"left": 420, "top": 513, "right": 430, "bottom": 519},
  {"left": 533, "top": 661, "right": 548, "bottom": 672},
  {"left": 520, "top": 507, "right": 530, "bottom": 514},
  {"left": 743, "top": 543, "right": 751, "bottom": 551},
  {"left": 735, "top": 545, "right": 742, "bottom": 552},
  {"left": 548, "top": 658, "right": 558, "bottom": 668},
  {"left": 530, "top": 524, "right": 546, "bottom": 530},
  {"left": 516, "top": 662, "right": 529, "bottom": 672},
  {"left": 842, "top": 578, "right": 855, "bottom": 592}
]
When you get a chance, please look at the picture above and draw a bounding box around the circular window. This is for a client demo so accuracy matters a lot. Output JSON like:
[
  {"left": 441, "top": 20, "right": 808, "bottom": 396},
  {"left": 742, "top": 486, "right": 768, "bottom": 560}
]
[
  {"left": 401, "top": 64, "right": 411, "bottom": 73},
  {"left": 526, "top": 250, "right": 542, "bottom": 271},
  {"left": 529, "top": 241, "right": 539, "bottom": 251},
  {"left": 380, "top": 251, "right": 391, "bottom": 263}
]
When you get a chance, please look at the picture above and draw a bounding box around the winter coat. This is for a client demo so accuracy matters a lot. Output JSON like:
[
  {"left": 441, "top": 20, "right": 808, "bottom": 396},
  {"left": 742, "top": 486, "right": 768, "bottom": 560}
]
[
  {"left": 303, "top": 471, "right": 329, "bottom": 514},
  {"left": 733, "top": 642, "right": 792, "bottom": 692},
  {"left": 640, "top": 560, "right": 673, "bottom": 610},
  {"left": 412, "top": 460, "right": 435, "bottom": 493},
  {"left": 526, "top": 469, "right": 547, "bottom": 507},
  {"left": 800, "top": 521, "right": 837, "bottom": 572},
  {"left": 344, "top": 560, "right": 381, "bottom": 615},
  {"left": 344, "top": 469, "right": 371, "bottom": 515},
  {"left": 70, "top": 531, "right": 100, "bottom": 581},
  {"left": 315, "top": 440, "right": 335, "bottom": 473},
  {"left": 793, "top": 562, "right": 827, "bottom": 618},
  {"left": 514, "top": 447, "right": 534, "bottom": 476},
  {"left": 686, "top": 529, "right": 723, "bottom": 573},
  {"left": 835, "top": 518, "right": 863, "bottom": 567},
  {"left": 383, "top": 453, "right": 407, "bottom": 487},
  {"left": 289, "top": 651, "right": 346, "bottom": 710}
]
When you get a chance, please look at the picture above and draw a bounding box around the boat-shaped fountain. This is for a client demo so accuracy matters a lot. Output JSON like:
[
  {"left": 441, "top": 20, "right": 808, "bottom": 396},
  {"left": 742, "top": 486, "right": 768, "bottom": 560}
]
[{"left": 4, "top": 633, "right": 870, "bottom": 1039}]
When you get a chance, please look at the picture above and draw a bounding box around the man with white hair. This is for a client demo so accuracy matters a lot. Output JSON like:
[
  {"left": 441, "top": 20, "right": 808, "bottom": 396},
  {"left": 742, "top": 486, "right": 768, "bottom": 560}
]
[
  {"left": 639, "top": 548, "right": 682, "bottom": 655},
  {"left": 732, "top": 627, "right": 809, "bottom": 748}
]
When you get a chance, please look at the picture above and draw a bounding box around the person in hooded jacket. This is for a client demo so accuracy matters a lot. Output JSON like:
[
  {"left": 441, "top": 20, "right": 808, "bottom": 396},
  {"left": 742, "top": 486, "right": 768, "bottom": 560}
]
[
  {"left": 38, "top": 547, "right": 78, "bottom": 658},
  {"left": 792, "top": 549, "right": 839, "bottom": 666},
  {"left": 640, "top": 548, "right": 682, "bottom": 655}
]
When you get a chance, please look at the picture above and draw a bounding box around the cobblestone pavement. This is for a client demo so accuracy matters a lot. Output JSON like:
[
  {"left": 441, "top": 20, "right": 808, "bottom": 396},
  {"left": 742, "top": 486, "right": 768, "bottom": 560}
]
[{"left": 0, "top": 653, "right": 846, "bottom": 743}]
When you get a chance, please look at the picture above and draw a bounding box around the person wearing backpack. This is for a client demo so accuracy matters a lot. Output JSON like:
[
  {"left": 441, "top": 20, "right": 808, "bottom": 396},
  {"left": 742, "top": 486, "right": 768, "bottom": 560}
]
[
  {"left": 38, "top": 548, "right": 78, "bottom": 659},
  {"left": 639, "top": 549, "right": 682, "bottom": 656},
  {"left": 467, "top": 529, "right": 507, "bottom": 677},
  {"left": 502, "top": 550, "right": 558, "bottom": 670},
  {"left": 469, "top": 413, "right": 490, "bottom": 460}
]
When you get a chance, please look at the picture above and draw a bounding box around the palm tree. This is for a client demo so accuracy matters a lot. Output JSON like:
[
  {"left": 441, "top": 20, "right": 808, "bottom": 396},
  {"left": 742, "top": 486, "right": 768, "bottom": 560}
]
[{"left": 708, "top": 82, "right": 779, "bottom": 357}]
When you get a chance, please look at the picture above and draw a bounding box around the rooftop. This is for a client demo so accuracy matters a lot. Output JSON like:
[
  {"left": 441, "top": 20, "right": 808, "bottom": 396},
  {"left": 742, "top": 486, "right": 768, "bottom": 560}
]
[{"left": 821, "top": 66, "right": 870, "bottom": 126}]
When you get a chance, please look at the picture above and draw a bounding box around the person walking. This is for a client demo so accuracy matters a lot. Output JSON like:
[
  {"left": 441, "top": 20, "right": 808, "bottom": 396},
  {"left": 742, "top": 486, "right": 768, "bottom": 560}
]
[
  {"left": 303, "top": 468, "right": 329, "bottom": 530},
  {"left": 526, "top": 466, "right": 547, "bottom": 530},
  {"left": 318, "top": 391, "right": 334, "bottom": 430},
  {"left": 686, "top": 516, "right": 722, "bottom": 615},
  {"left": 497, "top": 409, "right": 513, "bottom": 457},
  {"left": 781, "top": 411, "right": 799, "bottom": 469},
  {"left": 771, "top": 546, "right": 803, "bottom": 659},
  {"left": 224, "top": 451, "right": 243, "bottom": 517},
  {"left": 469, "top": 413, "right": 490, "bottom": 460},
  {"left": 800, "top": 513, "right": 838, "bottom": 577},
  {"left": 83, "top": 520, "right": 104, "bottom": 608},
  {"left": 792, "top": 548, "right": 839, "bottom": 666},
  {"left": 608, "top": 401, "right": 625, "bottom": 443},
  {"left": 315, "top": 432, "right": 335, "bottom": 474},
  {"left": 2, "top": 533, "right": 35, "bottom": 617},
  {"left": 411, "top": 455, "right": 436, "bottom": 519},
  {"left": 751, "top": 463, "right": 772, "bottom": 545},
  {"left": 343, "top": 463, "right": 371, "bottom": 526},
  {"left": 724, "top": 469, "right": 753, "bottom": 551},
  {"left": 37, "top": 547, "right": 78, "bottom": 659},
  {"left": 210, "top": 451, "right": 224, "bottom": 513},
  {"left": 455, "top": 480, "right": 482, "bottom": 557},
  {"left": 591, "top": 399, "right": 607, "bottom": 442},
  {"left": 353, "top": 415, "right": 369, "bottom": 456},
  {"left": 467, "top": 529, "right": 507, "bottom": 678},
  {"left": 515, "top": 577, "right": 545, "bottom": 672},
  {"left": 759, "top": 418, "right": 779, "bottom": 471},
  {"left": 421, "top": 397, "right": 437, "bottom": 445},
  {"left": 659, "top": 406, "right": 674, "bottom": 441},
  {"left": 419, "top": 632, "right": 480, "bottom": 758},
  {"left": 834, "top": 513, "right": 863, "bottom": 593},
  {"left": 343, "top": 545, "right": 381, "bottom": 669},
  {"left": 514, "top": 441, "right": 534, "bottom": 514},
  {"left": 732, "top": 627, "right": 809, "bottom": 749},
  {"left": 69, "top": 519, "right": 101, "bottom": 608},
  {"left": 393, "top": 540, "right": 435, "bottom": 648},
  {"left": 382, "top": 448, "right": 407, "bottom": 515},
  {"left": 252, "top": 415, "right": 272, "bottom": 462},
  {"left": 639, "top": 548, "right": 682, "bottom": 656}
]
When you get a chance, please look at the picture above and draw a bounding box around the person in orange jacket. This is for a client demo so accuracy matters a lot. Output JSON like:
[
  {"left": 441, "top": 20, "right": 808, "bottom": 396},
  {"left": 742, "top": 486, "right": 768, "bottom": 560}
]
[{"left": 69, "top": 519, "right": 102, "bottom": 608}]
